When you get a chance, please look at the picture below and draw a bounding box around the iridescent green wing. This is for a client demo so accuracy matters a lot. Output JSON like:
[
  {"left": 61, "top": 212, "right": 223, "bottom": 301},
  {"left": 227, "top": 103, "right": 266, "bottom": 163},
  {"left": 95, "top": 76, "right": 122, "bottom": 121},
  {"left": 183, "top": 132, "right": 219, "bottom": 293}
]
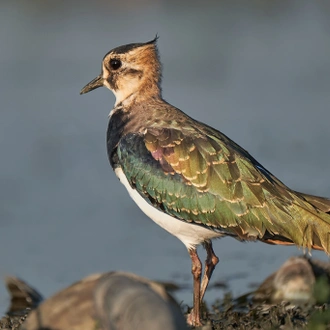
[{"left": 117, "top": 127, "right": 330, "bottom": 251}]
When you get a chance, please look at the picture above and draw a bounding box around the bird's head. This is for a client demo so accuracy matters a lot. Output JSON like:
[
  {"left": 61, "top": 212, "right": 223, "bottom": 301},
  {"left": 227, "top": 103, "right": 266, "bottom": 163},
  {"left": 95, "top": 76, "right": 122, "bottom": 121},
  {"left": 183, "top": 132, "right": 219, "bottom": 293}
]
[{"left": 80, "top": 37, "right": 162, "bottom": 105}]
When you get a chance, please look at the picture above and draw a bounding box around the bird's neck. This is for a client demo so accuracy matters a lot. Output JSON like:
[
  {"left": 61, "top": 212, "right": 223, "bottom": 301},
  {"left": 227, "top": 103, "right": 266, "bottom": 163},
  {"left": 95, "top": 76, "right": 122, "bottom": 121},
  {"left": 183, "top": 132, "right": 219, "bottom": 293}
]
[
  {"left": 110, "top": 93, "right": 177, "bottom": 136},
  {"left": 114, "top": 80, "right": 162, "bottom": 107}
]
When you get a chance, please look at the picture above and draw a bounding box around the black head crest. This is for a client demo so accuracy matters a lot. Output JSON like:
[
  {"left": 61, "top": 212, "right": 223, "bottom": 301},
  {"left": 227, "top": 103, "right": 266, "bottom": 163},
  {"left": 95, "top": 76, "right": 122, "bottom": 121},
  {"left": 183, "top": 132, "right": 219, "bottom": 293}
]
[
  {"left": 108, "top": 36, "right": 159, "bottom": 56},
  {"left": 145, "top": 35, "right": 159, "bottom": 45}
]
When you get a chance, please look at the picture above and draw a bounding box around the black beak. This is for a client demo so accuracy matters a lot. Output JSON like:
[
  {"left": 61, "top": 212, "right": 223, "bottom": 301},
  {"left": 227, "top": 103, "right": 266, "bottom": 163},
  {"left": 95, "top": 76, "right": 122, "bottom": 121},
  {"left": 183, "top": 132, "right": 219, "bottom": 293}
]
[{"left": 80, "top": 74, "right": 104, "bottom": 95}]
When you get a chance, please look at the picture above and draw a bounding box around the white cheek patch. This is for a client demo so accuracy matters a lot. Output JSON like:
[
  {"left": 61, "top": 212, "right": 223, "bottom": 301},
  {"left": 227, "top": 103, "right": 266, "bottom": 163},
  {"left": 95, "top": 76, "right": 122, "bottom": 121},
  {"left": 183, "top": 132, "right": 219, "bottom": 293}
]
[
  {"left": 102, "top": 59, "right": 143, "bottom": 106},
  {"left": 114, "top": 73, "right": 142, "bottom": 106}
]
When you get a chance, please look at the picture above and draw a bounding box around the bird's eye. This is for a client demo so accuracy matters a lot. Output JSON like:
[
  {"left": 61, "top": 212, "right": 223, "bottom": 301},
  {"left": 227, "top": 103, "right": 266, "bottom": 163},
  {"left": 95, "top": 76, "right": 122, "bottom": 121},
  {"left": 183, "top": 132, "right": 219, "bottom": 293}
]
[{"left": 110, "top": 59, "right": 122, "bottom": 70}]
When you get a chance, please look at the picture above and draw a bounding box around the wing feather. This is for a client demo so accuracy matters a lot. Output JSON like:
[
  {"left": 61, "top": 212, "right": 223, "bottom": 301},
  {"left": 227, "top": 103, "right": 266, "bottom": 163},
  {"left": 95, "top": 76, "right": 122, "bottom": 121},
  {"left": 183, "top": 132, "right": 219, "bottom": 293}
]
[{"left": 117, "top": 127, "right": 330, "bottom": 252}]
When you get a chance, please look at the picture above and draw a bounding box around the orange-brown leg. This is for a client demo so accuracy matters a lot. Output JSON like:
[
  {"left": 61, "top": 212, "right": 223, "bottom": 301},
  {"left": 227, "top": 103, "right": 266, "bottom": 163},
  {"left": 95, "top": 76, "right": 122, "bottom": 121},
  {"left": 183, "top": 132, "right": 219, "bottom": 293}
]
[
  {"left": 187, "top": 248, "right": 202, "bottom": 326},
  {"left": 200, "top": 241, "right": 219, "bottom": 302}
]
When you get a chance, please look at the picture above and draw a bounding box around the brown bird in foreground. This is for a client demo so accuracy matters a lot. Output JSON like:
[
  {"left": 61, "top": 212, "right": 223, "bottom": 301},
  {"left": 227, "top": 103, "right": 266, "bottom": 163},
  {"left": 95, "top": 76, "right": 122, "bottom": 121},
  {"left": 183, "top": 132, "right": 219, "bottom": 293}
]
[
  {"left": 16, "top": 272, "right": 187, "bottom": 330},
  {"left": 80, "top": 37, "right": 330, "bottom": 326}
]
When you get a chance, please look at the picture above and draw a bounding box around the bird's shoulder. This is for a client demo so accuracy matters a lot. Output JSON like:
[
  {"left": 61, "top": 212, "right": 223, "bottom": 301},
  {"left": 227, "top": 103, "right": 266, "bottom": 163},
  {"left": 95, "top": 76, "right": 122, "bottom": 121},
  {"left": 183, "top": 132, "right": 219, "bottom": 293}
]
[{"left": 117, "top": 107, "right": 293, "bottom": 201}]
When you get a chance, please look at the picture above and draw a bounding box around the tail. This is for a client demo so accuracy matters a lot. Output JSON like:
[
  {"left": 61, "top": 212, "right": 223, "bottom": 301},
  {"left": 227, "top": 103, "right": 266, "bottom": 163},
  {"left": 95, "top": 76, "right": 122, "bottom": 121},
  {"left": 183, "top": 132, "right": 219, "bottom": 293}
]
[
  {"left": 296, "top": 192, "right": 330, "bottom": 214},
  {"left": 260, "top": 192, "right": 330, "bottom": 254},
  {"left": 5, "top": 276, "right": 43, "bottom": 316}
]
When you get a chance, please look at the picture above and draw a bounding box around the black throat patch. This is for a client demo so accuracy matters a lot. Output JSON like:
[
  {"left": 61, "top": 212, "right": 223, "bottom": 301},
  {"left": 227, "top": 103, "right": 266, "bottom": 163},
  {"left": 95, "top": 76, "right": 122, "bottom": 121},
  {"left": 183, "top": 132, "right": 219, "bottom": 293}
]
[{"left": 107, "top": 108, "right": 129, "bottom": 168}]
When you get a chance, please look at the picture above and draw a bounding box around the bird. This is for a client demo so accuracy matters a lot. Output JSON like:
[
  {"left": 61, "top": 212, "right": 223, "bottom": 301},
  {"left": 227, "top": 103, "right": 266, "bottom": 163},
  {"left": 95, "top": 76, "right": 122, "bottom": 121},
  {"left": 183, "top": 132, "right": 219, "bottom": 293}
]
[
  {"left": 80, "top": 37, "right": 330, "bottom": 326},
  {"left": 18, "top": 272, "right": 187, "bottom": 330},
  {"left": 253, "top": 256, "right": 330, "bottom": 305},
  {"left": 253, "top": 256, "right": 316, "bottom": 305}
]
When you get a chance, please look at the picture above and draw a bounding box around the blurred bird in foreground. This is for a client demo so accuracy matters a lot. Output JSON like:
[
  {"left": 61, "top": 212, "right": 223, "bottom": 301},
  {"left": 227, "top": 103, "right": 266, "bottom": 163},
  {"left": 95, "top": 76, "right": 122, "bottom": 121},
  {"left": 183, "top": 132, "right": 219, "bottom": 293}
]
[
  {"left": 81, "top": 37, "right": 330, "bottom": 326},
  {"left": 12, "top": 272, "right": 187, "bottom": 330}
]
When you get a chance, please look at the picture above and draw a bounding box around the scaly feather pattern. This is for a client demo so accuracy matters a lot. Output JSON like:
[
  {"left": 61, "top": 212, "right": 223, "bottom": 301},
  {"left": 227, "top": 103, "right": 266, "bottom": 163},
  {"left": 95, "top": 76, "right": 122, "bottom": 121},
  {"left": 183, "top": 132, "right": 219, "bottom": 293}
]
[{"left": 117, "top": 125, "right": 330, "bottom": 253}]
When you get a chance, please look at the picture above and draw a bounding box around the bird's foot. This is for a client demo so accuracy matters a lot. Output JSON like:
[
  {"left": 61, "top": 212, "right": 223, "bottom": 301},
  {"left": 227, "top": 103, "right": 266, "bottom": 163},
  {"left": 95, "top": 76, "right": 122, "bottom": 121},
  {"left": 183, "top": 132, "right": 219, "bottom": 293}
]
[{"left": 186, "top": 309, "right": 203, "bottom": 327}]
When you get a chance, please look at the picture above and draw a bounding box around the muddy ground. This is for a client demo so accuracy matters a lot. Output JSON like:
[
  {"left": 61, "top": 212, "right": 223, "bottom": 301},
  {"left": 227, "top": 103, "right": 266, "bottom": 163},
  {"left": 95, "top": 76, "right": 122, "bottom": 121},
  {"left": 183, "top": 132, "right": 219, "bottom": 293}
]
[{"left": 1, "top": 299, "right": 330, "bottom": 330}]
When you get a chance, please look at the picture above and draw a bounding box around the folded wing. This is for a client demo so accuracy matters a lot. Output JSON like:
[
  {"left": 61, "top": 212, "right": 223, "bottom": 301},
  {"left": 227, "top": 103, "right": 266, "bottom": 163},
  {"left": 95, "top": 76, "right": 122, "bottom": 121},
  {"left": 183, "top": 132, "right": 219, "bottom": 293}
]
[{"left": 117, "top": 127, "right": 330, "bottom": 253}]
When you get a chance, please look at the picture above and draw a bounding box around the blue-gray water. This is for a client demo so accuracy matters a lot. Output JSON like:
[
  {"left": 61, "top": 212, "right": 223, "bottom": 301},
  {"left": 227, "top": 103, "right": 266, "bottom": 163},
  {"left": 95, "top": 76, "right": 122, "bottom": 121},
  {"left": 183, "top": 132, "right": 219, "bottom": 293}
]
[{"left": 1, "top": 0, "right": 330, "bottom": 315}]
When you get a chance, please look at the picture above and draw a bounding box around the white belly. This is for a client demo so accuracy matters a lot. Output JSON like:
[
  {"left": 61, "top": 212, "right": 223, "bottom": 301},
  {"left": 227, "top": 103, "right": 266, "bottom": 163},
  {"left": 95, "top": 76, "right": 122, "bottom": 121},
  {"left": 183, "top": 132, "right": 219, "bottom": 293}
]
[{"left": 115, "top": 168, "right": 223, "bottom": 250}]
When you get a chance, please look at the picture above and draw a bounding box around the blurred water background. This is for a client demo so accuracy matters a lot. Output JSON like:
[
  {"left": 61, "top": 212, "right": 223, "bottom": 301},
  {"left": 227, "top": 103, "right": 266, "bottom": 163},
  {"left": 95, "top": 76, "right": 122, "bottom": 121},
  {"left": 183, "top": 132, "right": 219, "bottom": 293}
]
[{"left": 0, "top": 0, "right": 330, "bottom": 315}]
